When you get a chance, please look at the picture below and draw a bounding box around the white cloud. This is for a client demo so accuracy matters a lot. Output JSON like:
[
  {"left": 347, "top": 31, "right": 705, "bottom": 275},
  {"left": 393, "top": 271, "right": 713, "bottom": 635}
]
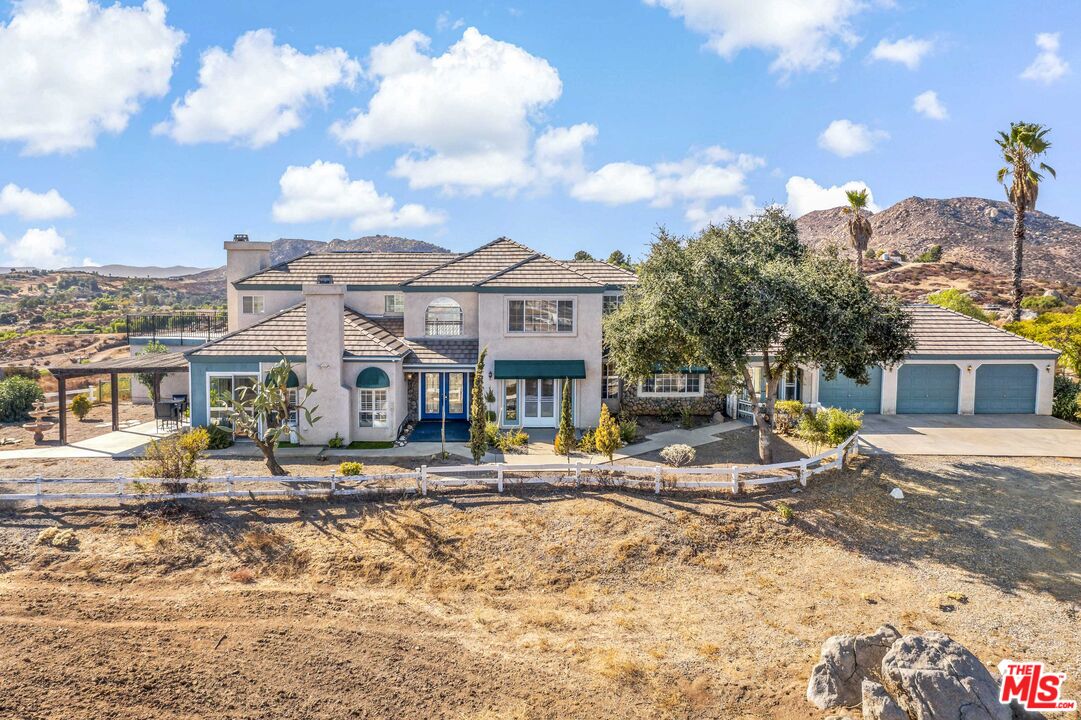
[
  {"left": 1021, "top": 32, "right": 1069, "bottom": 84},
  {"left": 534, "top": 123, "right": 598, "bottom": 184},
  {"left": 571, "top": 162, "right": 658, "bottom": 205},
  {"left": 912, "top": 90, "right": 948, "bottom": 120},
  {"left": 0, "top": 0, "right": 184, "bottom": 155},
  {"left": 685, "top": 195, "right": 760, "bottom": 231},
  {"left": 155, "top": 29, "right": 359, "bottom": 148},
  {"left": 436, "top": 12, "right": 464, "bottom": 32},
  {"left": 82, "top": 257, "right": 100, "bottom": 267},
  {"left": 570, "top": 146, "right": 764, "bottom": 207},
  {"left": 333, "top": 27, "right": 562, "bottom": 194},
  {"left": 0, "top": 227, "right": 73, "bottom": 268},
  {"left": 0, "top": 184, "right": 75, "bottom": 220},
  {"left": 785, "top": 176, "right": 878, "bottom": 217},
  {"left": 643, "top": 0, "right": 865, "bottom": 74},
  {"left": 271, "top": 160, "right": 445, "bottom": 232},
  {"left": 869, "top": 36, "right": 933, "bottom": 69},
  {"left": 817, "top": 119, "right": 889, "bottom": 157}
]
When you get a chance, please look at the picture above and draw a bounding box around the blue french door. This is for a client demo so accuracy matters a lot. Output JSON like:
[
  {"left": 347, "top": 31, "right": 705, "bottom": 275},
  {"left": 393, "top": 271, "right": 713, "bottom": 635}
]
[{"left": 420, "top": 372, "right": 468, "bottom": 420}]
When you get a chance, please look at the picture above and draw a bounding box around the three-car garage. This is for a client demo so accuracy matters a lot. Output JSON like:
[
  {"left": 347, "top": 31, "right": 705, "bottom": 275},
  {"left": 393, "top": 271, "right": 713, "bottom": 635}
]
[{"left": 810, "top": 305, "right": 1058, "bottom": 416}]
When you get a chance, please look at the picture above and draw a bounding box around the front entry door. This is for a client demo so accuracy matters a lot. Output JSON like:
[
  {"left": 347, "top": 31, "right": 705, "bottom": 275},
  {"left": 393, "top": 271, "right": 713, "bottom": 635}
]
[
  {"left": 521, "top": 378, "right": 557, "bottom": 427},
  {"left": 421, "top": 372, "right": 468, "bottom": 420}
]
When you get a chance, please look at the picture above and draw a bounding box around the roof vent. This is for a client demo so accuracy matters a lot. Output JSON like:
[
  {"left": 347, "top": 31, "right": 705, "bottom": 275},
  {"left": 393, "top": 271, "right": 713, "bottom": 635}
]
[
  {"left": 316, "top": 274, "right": 333, "bottom": 285},
  {"left": 233, "top": 233, "right": 249, "bottom": 242}
]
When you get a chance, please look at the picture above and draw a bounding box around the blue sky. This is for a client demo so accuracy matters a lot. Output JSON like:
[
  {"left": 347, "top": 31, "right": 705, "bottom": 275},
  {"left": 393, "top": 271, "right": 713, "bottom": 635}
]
[{"left": 0, "top": 0, "right": 1077, "bottom": 269}]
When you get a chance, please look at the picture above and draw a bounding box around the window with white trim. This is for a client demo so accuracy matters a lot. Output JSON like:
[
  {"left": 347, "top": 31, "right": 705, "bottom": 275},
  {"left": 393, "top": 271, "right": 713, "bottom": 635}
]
[
  {"left": 602, "top": 293, "right": 624, "bottom": 315},
  {"left": 241, "top": 295, "right": 264, "bottom": 314},
  {"left": 425, "top": 297, "right": 463, "bottom": 336},
  {"left": 384, "top": 293, "right": 405, "bottom": 315},
  {"left": 601, "top": 361, "right": 620, "bottom": 399},
  {"left": 207, "top": 373, "right": 258, "bottom": 429},
  {"left": 639, "top": 373, "right": 702, "bottom": 396},
  {"left": 358, "top": 389, "right": 388, "bottom": 428},
  {"left": 507, "top": 298, "right": 574, "bottom": 333}
]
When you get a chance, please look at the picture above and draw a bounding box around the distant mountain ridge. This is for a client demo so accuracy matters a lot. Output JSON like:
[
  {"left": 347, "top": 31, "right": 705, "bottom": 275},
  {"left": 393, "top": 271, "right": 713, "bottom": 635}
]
[
  {"left": 187, "top": 235, "right": 451, "bottom": 282},
  {"left": 58, "top": 264, "right": 209, "bottom": 278},
  {"left": 796, "top": 196, "right": 1081, "bottom": 283}
]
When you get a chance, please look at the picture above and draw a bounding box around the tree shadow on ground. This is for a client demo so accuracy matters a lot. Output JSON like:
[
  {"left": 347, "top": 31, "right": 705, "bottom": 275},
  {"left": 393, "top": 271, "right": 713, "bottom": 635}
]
[{"left": 793, "top": 455, "right": 1081, "bottom": 603}]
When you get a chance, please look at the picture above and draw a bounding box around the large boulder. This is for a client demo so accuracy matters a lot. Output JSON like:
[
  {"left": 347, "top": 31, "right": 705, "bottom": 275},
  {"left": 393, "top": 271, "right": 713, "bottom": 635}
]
[
  {"left": 806, "top": 625, "right": 901, "bottom": 709},
  {"left": 881, "top": 631, "right": 1010, "bottom": 720},
  {"left": 862, "top": 680, "right": 906, "bottom": 720}
]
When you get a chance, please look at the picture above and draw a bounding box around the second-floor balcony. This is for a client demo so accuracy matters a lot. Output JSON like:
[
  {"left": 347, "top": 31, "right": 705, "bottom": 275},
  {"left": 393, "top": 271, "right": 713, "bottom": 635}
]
[{"left": 126, "top": 310, "right": 227, "bottom": 344}]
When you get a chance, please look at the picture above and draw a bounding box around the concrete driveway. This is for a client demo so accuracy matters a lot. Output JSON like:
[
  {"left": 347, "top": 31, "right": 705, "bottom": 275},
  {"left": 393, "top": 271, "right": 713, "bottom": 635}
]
[{"left": 859, "top": 414, "right": 1081, "bottom": 457}]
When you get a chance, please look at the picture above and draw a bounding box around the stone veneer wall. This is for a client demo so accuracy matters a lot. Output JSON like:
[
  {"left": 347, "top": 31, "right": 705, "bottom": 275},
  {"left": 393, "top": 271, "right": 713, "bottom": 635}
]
[
  {"left": 406, "top": 373, "right": 419, "bottom": 423},
  {"left": 619, "top": 374, "right": 729, "bottom": 417}
]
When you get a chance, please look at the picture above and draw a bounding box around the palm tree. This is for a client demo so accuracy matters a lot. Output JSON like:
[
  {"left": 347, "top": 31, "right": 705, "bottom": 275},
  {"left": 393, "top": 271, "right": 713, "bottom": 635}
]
[
  {"left": 842, "top": 189, "right": 873, "bottom": 272},
  {"left": 996, "top": 122, "right": 1056, "bottom": 321}
]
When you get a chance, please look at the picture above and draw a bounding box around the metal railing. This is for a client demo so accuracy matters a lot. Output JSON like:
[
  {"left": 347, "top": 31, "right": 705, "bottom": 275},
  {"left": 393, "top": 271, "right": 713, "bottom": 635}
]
[
  {"left": 424, "top": 320, "right": 463, "bottom": 336},
  {"left": 126, "top": 311, "right": 227, "bottom": 343}
]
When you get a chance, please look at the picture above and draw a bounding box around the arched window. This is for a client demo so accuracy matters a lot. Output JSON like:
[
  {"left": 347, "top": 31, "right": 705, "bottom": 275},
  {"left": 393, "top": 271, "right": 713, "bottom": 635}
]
[{"left": 425, "top": 297, "right": 463, "bottom": 336}]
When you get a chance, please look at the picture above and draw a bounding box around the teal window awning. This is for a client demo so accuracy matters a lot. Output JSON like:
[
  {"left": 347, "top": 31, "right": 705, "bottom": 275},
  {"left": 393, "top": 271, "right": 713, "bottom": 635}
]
[
  {"left": 493, "top": 359, "right": 586, "bottom": 379},
  {"left": 264, "top": 369, "right": 300, "bottom": 388},
  {"left": 356, "top": 367, "right": 390, "bottom": 388}
]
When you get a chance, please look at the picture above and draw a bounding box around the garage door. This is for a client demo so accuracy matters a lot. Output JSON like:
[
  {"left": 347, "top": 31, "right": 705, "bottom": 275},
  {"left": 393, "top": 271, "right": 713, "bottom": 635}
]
[
  {"left": 974, "top": 364, "right": 1037, "bottom": 414},
  {"left": 896, "top": 364, "right": 959, "bottom": 414},
  {"left": 818, "top": 367, "right": 882, "bottom": 413}
]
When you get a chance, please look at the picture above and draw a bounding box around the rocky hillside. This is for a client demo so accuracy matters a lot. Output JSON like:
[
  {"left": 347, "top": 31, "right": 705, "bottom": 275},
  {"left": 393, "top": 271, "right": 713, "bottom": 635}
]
[
  {"left": 189, "top": 235, "right": 450, "bottom": 282},
  {"left": 797, "top": 196, "right": 1081, "bottom": 283}
]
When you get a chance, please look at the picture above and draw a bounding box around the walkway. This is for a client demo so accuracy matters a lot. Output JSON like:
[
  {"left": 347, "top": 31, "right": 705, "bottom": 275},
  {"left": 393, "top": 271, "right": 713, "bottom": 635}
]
[
  {"left": 0, "top": 420, "right": 176, "bottom": 460},
  {"left": 1, "top": 417, "right": 745, "bottom": 464}
]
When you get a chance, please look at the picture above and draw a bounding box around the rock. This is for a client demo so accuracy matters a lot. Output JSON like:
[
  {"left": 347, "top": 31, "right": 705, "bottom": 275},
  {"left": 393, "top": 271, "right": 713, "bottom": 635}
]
[
  {"left": 862, "top": 680, "right": 906, "bottom": 720},
  {"left": 711, "top": 411, "right": 724, "bottom": 423},
  {"left": 881, "top": 631, "right": 1010, "bottom": 720},
  {"left": 1021, "top": 309, "right": 1039, "bottom": 320},
  {"left": 806, "top": 625, "right": 901, "bottom": 709},
  {"left": 965, "top": 290, "right": 983, "bottom": 301},
  {"left": 1042, "top": 288, "right": 1066, "bottom": 302},
  {"left": 890, "top": 488, "right": 904, "bottom": 500}
]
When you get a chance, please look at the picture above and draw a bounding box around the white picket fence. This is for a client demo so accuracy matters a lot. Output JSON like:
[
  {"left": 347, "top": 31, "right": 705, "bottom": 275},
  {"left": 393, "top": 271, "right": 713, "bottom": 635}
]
[{"left": 0, "top": 433, "right": 859, "bottom": 507}]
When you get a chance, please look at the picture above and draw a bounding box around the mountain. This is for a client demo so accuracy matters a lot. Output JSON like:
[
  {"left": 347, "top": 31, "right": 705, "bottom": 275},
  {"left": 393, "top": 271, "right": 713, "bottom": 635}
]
[
  {"left": 796, "top": 196, "right": 1081, "bottom": 283},
  {"left": 187, "top": 235, "right": 451, "bottom": 282},
  {"left": 58, "top": 264, "right": 210, "bottom": 278}
]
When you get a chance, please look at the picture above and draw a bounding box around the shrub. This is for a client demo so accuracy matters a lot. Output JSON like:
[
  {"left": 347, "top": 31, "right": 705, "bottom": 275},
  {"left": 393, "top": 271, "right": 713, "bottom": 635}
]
[
  {"left": 496, "top": 428, "right": 529, "bottom": 452},
  {"left": 595, "top": 404, "right": 623, "bottom": 462},
  {"left": 70, "top": 393, "right": 92, "bottom": 420},
  {"left": 926, "top": 288, "right": 989, "bottom": 322},
  {"left": 914, "top": 244, "right": 942, "bottom": 263},
  {"left": 206, "top": 422, "right": 234, "bottom": 449},
  {"left": 37, "top": 527, "right": 78, "bottom": 548},
  {"left": 578, "top": 427, "right": 596, "bottom": 453},
  {"left": 618, "top": 414, "right": 638, "bottom": 444},
  {"left": 773, "top": 399, "right": 804, "bottom": 434},
  {"left": 135, "top": 427, "right": 210, "bottom": 490},
  {"left": 228, "top": 568, "right": 256, "bottom": 584},
  {"left": 0, "top": 375, "right": 44, "bottom": 422},
  {"left": 797, "top": 407, "right": 862, "bottom": 452},
  {"left": 679, "top": 405, "right": 695, "bottom": 429},
  {"left": 484, "top": 420, "right": 500, "bottom": 446},
  {"left": 1052, "top": 375, "right": 1080, "bottom": 421},
  {"left": 776, "top": 502, "right": 794, "bottom": 523},
  {"left": 1021, "top": 294, "right": 1063, "bottom": 311},
  {"left": 338, "top": 461, "right": 364, "bottom": 476},
  {"left": 327, "top": 433, "right": 345, "bottom": 449},
  {"left": 659, "top": 443, "right": 696, "bottom": 467}
]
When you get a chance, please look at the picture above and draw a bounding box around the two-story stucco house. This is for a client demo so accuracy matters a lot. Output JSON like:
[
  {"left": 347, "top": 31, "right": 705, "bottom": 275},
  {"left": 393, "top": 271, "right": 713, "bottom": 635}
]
[
  {"left": 183, "top": 234, "right": 1060, "bottom": 447},
  {"left": 185, "top": 236, "right": 636, "bottom": 444}
]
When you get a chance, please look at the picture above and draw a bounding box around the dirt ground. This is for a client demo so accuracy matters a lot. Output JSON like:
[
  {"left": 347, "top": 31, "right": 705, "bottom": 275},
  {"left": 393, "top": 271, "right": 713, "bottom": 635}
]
[
  {"left": 0, "top": 450, "right": 1079, "bottom": 719},
  {"left": 0, "top": 401, "right": 153, "bottom": 450}
]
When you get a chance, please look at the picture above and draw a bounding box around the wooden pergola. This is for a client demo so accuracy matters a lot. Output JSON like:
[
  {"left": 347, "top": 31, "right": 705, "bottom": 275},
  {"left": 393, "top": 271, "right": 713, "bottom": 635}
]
[{"left": 48, "top": 352, "right": 190, "bottom": 445}]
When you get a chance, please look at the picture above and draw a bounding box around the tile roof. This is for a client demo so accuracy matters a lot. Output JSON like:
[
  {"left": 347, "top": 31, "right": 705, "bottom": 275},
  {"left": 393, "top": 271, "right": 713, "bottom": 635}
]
[
  {"left": 403, "top": 237, "right": 537, "bottom": 287},
  {"left": 479, "top": 254, "right": 603, "bottom": 288},
  {"left": 235, "top": 251, "right": 457, "bottom": 287},
  {"left": 403, "top": 338, "right": 480, "bottom": 365},
  {"left": 188, "top": 304, "right": 410, "bottom": 359},
  {"left": 906, "top": 304, "right": 1060, "bottom": 357},
  {"left": 565, "top": 261, "right": 638, "bottom": 286}
]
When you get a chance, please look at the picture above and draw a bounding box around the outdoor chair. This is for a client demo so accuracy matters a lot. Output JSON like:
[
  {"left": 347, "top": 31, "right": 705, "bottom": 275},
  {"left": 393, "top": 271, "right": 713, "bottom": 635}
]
[{"left": 154, "top": 401, "right": 180, "bottom": 432}]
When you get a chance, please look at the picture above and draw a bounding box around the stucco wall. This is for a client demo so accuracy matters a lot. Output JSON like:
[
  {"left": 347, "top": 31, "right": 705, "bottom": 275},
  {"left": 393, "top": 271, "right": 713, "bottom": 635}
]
[
  {"left": 225, "top": 241, "right": 272, "bottom": 331},
  {"left": 404, "top": 291, "right": 479, "bottom": 338},
  {"left": 344, "top": 360, "right": 407, "bottom": 442},
  {"left": 477, "top": 292, "right": 604, "bottom": 427}
]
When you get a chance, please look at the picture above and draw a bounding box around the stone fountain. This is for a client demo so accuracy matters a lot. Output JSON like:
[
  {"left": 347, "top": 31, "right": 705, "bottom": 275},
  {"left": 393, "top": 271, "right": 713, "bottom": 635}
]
[{"left": 22, "top": 400, "right": 54, "bottom": 443}]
